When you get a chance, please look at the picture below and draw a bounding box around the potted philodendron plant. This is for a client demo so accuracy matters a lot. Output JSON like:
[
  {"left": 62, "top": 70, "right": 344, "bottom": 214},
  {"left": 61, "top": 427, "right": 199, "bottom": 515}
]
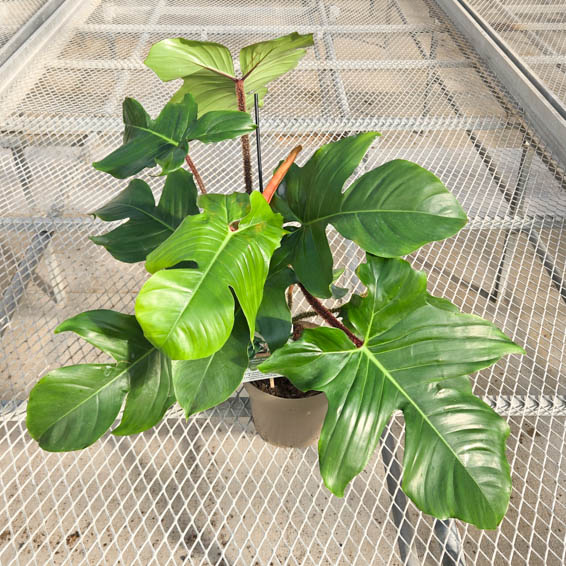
[{"left": 26, "top": 33, "right": 524, "bottom": 530}]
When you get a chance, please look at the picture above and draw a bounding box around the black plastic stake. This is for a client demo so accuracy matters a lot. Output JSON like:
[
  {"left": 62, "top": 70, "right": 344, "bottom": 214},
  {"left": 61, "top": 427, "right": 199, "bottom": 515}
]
[{"left": 254, "top": 93, "right": 264, "bottom": 193}]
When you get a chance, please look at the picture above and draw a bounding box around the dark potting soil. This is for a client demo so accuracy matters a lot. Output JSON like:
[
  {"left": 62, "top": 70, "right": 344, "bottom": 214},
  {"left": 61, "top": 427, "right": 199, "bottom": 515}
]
[{"left": 251, "top": 377, "right": 321, "bottom": 399}]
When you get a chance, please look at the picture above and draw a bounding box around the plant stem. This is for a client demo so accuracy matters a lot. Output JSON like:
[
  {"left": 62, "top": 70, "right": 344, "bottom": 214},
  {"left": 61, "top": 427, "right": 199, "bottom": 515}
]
[
  {"left": 235, "top": 79, "right": 253, "bottom": 194},
  {"left": 286, "top": 284, "right": 294, "bottom": 310},
  {"left": 263, "top": 145, "right": 302, "bottom": 204},
  {"left": 297, "top": 283, "right": 363, "bottom": 348},
  {"left": 185, "top": 155, "right": 206, "bottom": 194},
  {"left": 292, "top": 307, "right": 341, "bottom": 322}
]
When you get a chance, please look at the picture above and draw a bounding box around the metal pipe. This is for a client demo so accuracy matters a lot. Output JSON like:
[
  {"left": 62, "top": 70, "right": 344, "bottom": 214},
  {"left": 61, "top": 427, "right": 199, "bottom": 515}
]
[
  {"left": 1, "top": 114, "right": 511, "bottom": 136},
  {"left": 45, "top": 58, "right": 474, "bottom": 71},
  {"left": 434, "top": 520, "right": 467, "bottom": 566},
  {"left": 381, "top": 427, "right": 421, "bottom": 566},
  {"left": 0, "top": 230, "right": 53, "bottom": 337},
  {"left": 76, "top": 23, "right": 445, "bottom": 34},
  {"left": 316, "top": 1, "right": 350, "bottom": 117},
  {"left": 490, "top": 140, "right": 533, "bottom": 301},
  {"left": 0, "top": 0, "right": 67, "bottom": 66}
]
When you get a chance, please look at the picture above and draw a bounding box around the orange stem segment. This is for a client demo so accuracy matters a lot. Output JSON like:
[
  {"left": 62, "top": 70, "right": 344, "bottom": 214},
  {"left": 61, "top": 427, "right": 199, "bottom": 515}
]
[{"left": 263, "top": 145, "right": 302, "bottom": 204}]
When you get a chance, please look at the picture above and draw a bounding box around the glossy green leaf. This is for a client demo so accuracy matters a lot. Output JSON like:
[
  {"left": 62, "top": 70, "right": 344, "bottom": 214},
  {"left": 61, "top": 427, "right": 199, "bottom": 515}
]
[
  {"left": 260, "top": 255, "right": 523, "bottom": 528},
  {"left": 333, "top": 159, "right": 468, "bottom": 257},
  {"left": 26, "top": 310, "right": 175, "bottom": 450},
  {"left": 239, "top": 32, "right": 314, "bottom": 99},
  {"left": 144, "top": 38, "right": 235, "bottom": 82},
  {"left": 273, "top": 134, "right": 467, "bottom": 297},
  {"left": 135, "top": 192, "right": 285, "bottom": 360},
  {"left": 256, "top": 245, "right": 297, "bottom": 352},
  {"left": 93, "top": 94, "right": 255, "bottom": 178},
  {"left": 145, "top": 33, "right": 313, "bottom": 114},
  {"left": 122, "top": 97, "right": 151, "bottom": 143},
  {"left": 91, "top": 169, "right": 199, "bottom": 263},
  {"left": 185, "top": 110, "right": 257, "bottom": 143},
  {"left": 93, "top": 94, "right": 197, "bottom": 178},
  {"left": 173, "top": 312, "right": 249, "bottom": 417}
]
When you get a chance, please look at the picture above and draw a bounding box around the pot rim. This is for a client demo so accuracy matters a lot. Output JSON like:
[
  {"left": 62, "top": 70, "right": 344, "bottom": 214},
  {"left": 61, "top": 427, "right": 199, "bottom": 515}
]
[{"left": 244, "top": 381, "right": 324, "bottom": 402}]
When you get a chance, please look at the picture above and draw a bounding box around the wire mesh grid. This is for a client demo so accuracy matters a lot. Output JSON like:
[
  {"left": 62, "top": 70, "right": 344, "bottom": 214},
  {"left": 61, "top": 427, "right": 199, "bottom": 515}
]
[
  {"left": 0, "top": 0, "right": 565, "bottom": 564},
  {"left": 466, "top": 0, "right": 566, "bottom": 107},
  {"left": 0, "top": 0, "right": 50, "bottom": 51}
]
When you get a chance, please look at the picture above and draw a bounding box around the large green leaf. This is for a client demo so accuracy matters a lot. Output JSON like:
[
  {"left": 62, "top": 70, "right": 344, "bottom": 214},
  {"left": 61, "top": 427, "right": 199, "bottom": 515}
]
[
  {"left": 260, "top": 255, "right": 523, "bottom": 528},
  {"left": 145, "top": 33, "right": 313, "bottom": 114},
  {"left": 135, "top": 192, "right": 285, "bottom": 360},
  {"left": 91, "top": 169, "right": 199, "bottom": 263},
  {"left": 272, "top": 134, "right": 467, "bottom": 297},
  {"left": 26, "top": 310, "right": 175, "bottom": 451},
  {"left": 93, "top": 94, "right": 255, "bottom": 178},
  {"left": 173, "top": 312, "right": 249, "bottom": 417}
]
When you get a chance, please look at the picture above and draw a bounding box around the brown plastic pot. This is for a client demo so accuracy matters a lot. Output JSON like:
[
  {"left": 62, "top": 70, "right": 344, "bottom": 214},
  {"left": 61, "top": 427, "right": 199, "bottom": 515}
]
[{"left": 244, "top": 382, "right": 328, "bottom": 448}]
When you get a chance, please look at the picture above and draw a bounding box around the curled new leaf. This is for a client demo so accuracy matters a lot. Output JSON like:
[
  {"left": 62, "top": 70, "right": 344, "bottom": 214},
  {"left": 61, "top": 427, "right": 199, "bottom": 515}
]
[
  {"left": 260, "top": 255, "right": 523, "bottom": 529},
  {"left": 135, "top": 192, "right": 286, "bottom": 360}
]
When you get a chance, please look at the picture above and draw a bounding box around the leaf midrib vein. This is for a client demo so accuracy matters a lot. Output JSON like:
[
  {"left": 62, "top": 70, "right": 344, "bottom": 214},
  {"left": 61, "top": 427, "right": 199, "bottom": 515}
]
[
  {"left": 45, "top": 349, "right": 155, "bottom": 434},
  {"left": 160, "top": 219, "right": 265, "bottom": 348},
  {"left": 361, "top": 345, "right": 494, "bottom": 509},
  {"left": 109, "top": 203, "right": 176, "bottom": 232},
  {"left": 129, "top": 125, "right": 180, "bottom": 146},
  {"left": 301, "top": 209, "right": 462, "bottom": 227}
]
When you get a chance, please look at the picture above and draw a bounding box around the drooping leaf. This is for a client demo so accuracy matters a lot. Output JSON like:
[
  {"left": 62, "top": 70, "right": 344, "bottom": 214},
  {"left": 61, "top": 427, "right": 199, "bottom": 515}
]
[
  {"left": 135, "top": 192, "right": 285, "bottom": 360},
  {"left": 26, "top": 310, "right": 175, "bottom": 450},
  {"left": 91, "top": 169, "right": 199, "bottom": 263},
  {"left": 256, "top": 244, "right": 297, "bottom": 352},
  {"left": 260, "top": 255, "right": 523, "bottom": 529},
  {"left": 145, "top": 33, "right": 313, "bottom": 114},
  {"left": 272, "top": 134, "right": 467, "bottom": 297},
  {"left": 173, "top": 312, "right": 249, "bottom": 417},
  {"left": 93, "top": 94, "right": 255, "bottom": 178}
]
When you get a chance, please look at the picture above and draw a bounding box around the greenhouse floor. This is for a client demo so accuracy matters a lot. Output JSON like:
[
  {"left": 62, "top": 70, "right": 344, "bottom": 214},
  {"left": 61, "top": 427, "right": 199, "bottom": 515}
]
[{"left": 1, "top": 0, "right": 565, "bottom": 565}]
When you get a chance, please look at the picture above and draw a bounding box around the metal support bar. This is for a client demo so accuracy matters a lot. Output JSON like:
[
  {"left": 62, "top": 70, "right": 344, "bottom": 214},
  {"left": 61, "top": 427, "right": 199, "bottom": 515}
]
[
  {"left": 0, "top": 0, "right": 66, "bottom": 66},
  {"left": 0, "top": 0, "right": 99, "bottom": 100},
  {"left": 381, "top": 427, "right": 420, "bottom": 566},
  {"left": 0, "top": 230, "right": 53, "bottom": 337},
  {"left": 1, "top": 213, "right": 561, "bottom": 234},
  {"left": 434, "top": 0, "right": 566, "bottom": 167},
  {"left": 45, "top": 58, "right": 474, "bottom": 71},
  {"left": 525, "top": 227, "right": 566, "bottom": 304},
  {"left": 316, "top": 1, "right": 350, "bottom": 117},
  {"left": 3, "top": 392, "right": 566, "bottom": 420},
  {"left": 1, "top": 114, "right": 512, "bottom": 136},
  {"left": 75, "top": 23, "right": 445, "bottom": 34},
  {"left": 491, "top": 140, "right": 533, "bottom": 301},
  {"left": 481, "top": 0, "right": 566, "bottom": 61},
  {"left": 434, "top": 520, "right": 467, "bottom": 566}
]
